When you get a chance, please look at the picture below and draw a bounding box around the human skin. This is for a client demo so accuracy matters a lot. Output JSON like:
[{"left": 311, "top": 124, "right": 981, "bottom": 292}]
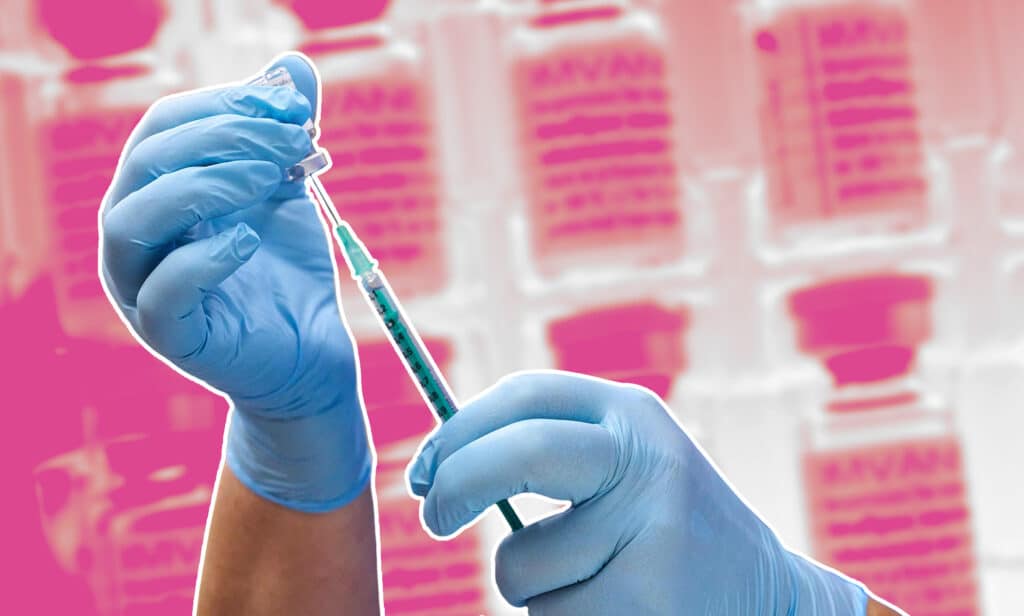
[
  {"left": 194, "top": 462, "right": 898, "bottom": 616},
  {"left": 195, "top": 466, "right": 381, "bottom": 615}
]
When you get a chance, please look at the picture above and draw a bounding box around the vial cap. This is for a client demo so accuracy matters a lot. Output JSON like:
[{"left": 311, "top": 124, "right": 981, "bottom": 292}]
[
  {"left": 36, "top": 0, "right": 165, "bottom": 60},
  {"left": 277, "top": 0, "right": 389, "bottom": 31},
  {"left": 547, "top": 302, "right": 689, "bottom": 398},
  {"left": 788, "top": 274, "right": 932, "bottom": 385}
]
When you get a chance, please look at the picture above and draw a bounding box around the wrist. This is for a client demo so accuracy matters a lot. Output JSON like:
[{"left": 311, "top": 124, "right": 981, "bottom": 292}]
[
  {"left": 782, "top": 548, "right": 869, "bottom": 616},
  {"left": 225, "top": 400, "right": 372, "bottom": 513}
]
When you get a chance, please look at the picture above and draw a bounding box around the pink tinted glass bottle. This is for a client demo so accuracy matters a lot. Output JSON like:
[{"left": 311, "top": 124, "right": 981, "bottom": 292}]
[
  {"left": 507, "top": 1, "right": 687, "bottom": 278},
  {"left": 790, "top": 273, "right": 981, "bottom": 615},
  {"left": 278, "top": 0, "right": 449, "bottom": 299},
  {"left": 34, "top": 424, "right": 223, "bottom": 616},
  {"left": 751, "top": 0, "right": 932, "bottom": 250},
  {"left": 33, "top": 0, "right": 182, "bottom": 342},
  {"left": 32, "top": 339, "right": 226, "bottom": 616},
  {"left": 357, "top": 337, "right": 492, "bottom": 615}
]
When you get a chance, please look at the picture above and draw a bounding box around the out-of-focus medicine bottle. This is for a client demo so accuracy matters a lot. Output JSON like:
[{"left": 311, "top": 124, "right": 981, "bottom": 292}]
[
  {"left": 539, "top": 283, "right": 716, "bottom": 438},
  {"left": 33, "top": 339, "right": 224, "bottom": 616},
  {"left": 790, "top": 273, "right": 982, "bottom": 616},
  {"left": 34, "top": 427, "right": 221, "bottom": 616},
  {"left": 749, "top": 0, "right": 938, "bottom": 257},
  {"left": 275, "top": 0, "right": 451, "bottom": 301},
  {"left": 546, "top": 300, "right": 689, "bottom": 401},
  {"left": 32, "top": 0, "right": 187, "bottom": 342},
  {"left": 504, "top": 0, "right": 692, "bottom": 283}
]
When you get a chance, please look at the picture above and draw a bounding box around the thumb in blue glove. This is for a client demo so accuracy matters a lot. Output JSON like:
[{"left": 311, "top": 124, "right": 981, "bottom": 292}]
[{"left": 407, "top": 371, "right": 871, "bottom": 614}]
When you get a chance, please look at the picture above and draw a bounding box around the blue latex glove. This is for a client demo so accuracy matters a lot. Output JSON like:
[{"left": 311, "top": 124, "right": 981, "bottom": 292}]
[
  {"left": 100, "top": 54, "right": 371, "bottom": 513},
  {"left": 408, "top": 372, "right": 870, "bottom": 614}
]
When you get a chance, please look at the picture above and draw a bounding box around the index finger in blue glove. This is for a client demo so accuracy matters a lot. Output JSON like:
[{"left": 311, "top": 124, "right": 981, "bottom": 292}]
[
  {"left": 124, "top": 52, "right": 320, "bottom": 163},
  {"left": 113, "top": 114, "right": 312, "bottom": 204},
  {"left": 415, "top": 418, "right": 617, "bottom": 537},
  {"left": 105, "top": 84, "right": 312, "bottom": 208},
  {"left": 407, "top": 372, "right": 620, "bottom": 492},
  {"left": 125, "top": 83, "right": 311, "bottom": 157},
  {"left": 102, "top": 160, "right": 282, "bottom": 308}
]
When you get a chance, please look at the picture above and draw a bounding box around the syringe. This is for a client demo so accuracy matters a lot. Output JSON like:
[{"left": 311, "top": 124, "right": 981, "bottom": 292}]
[
  {"left": 247, "top": 62, "right": 523, "bottom": 531},
  {"left": 308, "top": 178, "right": 524, "bottom": 532}
]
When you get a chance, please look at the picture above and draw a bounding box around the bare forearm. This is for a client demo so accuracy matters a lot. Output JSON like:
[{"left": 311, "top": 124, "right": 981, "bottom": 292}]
[{"left": 196, "top": 464, "right": 381, "bottom": 615}]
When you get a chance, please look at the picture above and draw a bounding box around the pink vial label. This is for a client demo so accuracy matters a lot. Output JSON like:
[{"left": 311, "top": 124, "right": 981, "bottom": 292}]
[
  {"left": 40, "top": 108, "right": 145, "bottom": 331},
  {"left": 318, "top": 77, "right": 446, "bottom": 298},
  {"left": 804, "top": 437, "right": 980, "bottom": 614},
  {"left": 512, "top": 35, "right": 684, "bottom": 267},
  {"left": 755, "top": 4, "right": 928, "bottom": 234}
]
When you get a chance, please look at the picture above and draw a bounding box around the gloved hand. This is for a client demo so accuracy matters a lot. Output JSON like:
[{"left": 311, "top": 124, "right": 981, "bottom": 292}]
[
  {"left": 408, "top": 372, "right": 870, "bottom": 614},
  {"left": 100, "top": 54, "right": 370, "bottom": 513}
]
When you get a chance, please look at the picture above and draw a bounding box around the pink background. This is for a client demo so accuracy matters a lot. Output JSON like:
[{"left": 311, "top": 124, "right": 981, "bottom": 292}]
[{"left": 3, "top": 0, "right": 1023, "bottom": 613}]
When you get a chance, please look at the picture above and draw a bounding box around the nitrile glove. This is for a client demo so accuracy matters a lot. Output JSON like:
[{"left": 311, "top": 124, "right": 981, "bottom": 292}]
[
  {"left": 100, "top": 54, "right": 371, "bottom": 513},
  {"left": 407, "top": 371, "right": 870, "bottom": 614}
]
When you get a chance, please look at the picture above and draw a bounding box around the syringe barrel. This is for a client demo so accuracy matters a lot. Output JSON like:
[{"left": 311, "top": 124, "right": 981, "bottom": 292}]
[
  {"left": 347, "top": 232, "right": 524, "bottom": 531},
  {"left": 358, "top": 268, "right": 525, "bottom": 531},
  {"left": 359, "top": 270, "right": 459, "bottom": 422}
]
